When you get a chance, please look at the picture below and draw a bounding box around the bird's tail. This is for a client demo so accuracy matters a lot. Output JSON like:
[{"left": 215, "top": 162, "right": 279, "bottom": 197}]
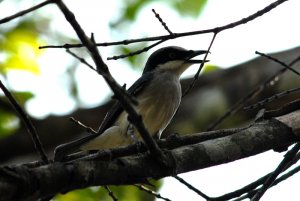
[{"left": 54, "top": 134, "right": 98, "bottom": 161}]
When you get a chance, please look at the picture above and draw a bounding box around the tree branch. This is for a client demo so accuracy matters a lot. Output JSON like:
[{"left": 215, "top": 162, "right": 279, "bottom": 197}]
[
  {"left": 0, "top": 109, "right": 299, "bottom": 200},
  {"left": 0, "top": 80, "right": 48, "bottom": 164},
  {"left": 39, "top": 0, "right": 288, "bottom": 49},
  {"left": 0, "top": 0, "right": 53, "bottom": 24},
  {"left": 52, "top": 0, "right": 164, "bottom": 160}
]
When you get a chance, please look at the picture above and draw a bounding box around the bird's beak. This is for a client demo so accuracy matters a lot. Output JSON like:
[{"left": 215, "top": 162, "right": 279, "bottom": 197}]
[{"left": 185, "top": 50, "right": 209, "bottom": 63}]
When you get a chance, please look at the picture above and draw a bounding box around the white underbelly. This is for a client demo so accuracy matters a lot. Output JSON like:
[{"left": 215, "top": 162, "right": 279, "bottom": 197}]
[
  {"left": 81, "top": 72, "right": 181, "bottom": 150},
  {"left": 129, "top": 72, "right": 182, "bottom": 137}
]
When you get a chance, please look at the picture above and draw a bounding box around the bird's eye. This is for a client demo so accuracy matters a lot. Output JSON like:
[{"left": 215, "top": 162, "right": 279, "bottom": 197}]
[{"left": 169, "top": 52, "right": 176, "bottom": 59}]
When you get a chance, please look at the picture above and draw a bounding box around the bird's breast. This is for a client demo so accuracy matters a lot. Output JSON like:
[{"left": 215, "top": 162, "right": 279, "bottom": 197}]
[
  {"left": 87, "top": 72, "right": 182, "bottom": 150},
  {"left": 134, "top": 72, "right": 182, "bottom": 137}
]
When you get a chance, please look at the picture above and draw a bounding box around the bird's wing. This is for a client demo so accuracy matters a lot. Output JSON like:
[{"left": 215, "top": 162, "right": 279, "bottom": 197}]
[
  {"left": 97, "top": 72, "right": 154, "bottom": 134},
  {"left": 54, "top": 72, "right": 154, "bottom": 161}
]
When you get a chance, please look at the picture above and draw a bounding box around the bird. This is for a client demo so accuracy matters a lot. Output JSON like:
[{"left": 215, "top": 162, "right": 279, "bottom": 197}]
[{"left": 54, "top": 46, "right": 208, "bottom": 161}]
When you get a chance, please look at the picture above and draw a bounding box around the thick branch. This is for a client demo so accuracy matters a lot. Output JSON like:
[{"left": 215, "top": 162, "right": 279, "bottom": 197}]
[{"left": 0, "top": 110, "right": 298, "bottom": 200}]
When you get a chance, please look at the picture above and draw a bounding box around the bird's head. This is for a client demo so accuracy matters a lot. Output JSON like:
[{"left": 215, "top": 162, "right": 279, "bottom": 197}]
[{"left": 143, "top": 46, "right": 208, "bottom": 76}]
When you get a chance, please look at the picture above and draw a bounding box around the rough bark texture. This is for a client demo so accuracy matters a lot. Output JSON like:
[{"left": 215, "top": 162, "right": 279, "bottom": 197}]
[{"left": 0, "top": 109, "right": 299, "bottom": 201}]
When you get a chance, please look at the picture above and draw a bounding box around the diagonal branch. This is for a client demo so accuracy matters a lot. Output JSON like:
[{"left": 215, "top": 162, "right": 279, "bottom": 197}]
[
  {"left": 152, "top": 9, "right": 173, "bottom": 35},
  {"left": 244, "top": 87, "right": 300, "bottom": 110},
  {"left": 256, "top": 51, "right": 300, "bottom": 77},
  {"left": 173, "top": 175, "right": 209, "bottom": 199},
  {"left": 206, "top": 46, "right": 300, "bottom": 131},
  {"left": 0, "top": 110, "right": 298, "bottom": 200},
  {"left": 0, "top": 0, "right": 53, "bottom": 24},
  {"left": 40, "top": 0, "right": 288, "bottom": 49},
  {"left": 52, "top": 0, "right": 164, "bottom": 161},
  {"left": 0, "top": 80, "right": 48, "bottom": 164},
  {"left": 107, "top": 39, "right": 165, "bottom": 60},
  {"left": 251, "top": 143, "right": 300, "bottom": 201},
  {"left": 182, "top": 33, "right": 216, "bottom": 97},
  {"left": 134, "top": 184, "right": 172, "bottom": 201},
  {"left": 211, "top": 145, "right": 300, "bottom": 201}
]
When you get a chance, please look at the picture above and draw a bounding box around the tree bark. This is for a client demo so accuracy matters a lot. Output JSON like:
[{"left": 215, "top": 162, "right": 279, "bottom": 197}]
[{"left": 0, "top": 109, "right": 299, "bottom": 201}]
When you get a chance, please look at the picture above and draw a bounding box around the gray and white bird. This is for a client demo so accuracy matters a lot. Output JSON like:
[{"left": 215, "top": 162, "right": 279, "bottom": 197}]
[{"left": 54, "top": 46, "right": 208, "bottom": 160}]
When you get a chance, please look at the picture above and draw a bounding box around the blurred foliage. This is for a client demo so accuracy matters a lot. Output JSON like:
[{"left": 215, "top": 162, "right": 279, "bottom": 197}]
[
  {"left": 0, "top": 108, "right": 19, "bottom": 138},
  {"left": 10, "top": 91, "right": 34, "bottom": 106},
  {"left": 202, "top": 64, "right": 220, "bottom": 74},
  {"left": 0, "top": 21, "right": 46, "bottom": 75},
  {"left": 112, "top": 0, "right": 207, "bottom": 70},
  {"left": 0, "top": 91, "right": 33, "bottom": 137},
  {"left": 118, "top": 43, "right": 148, "bottom": 70},
  {"left": 117, "top": 0, "right": 207, "bottom": 23},
  {"left": 0, "top": 19, "right": 46, "bottom": 138},
  {"left": 55, "top": 180, "right": 162, "bottom": 201},
  {"left": 173, "top": 0, "right": 208, "bottom": 17}
]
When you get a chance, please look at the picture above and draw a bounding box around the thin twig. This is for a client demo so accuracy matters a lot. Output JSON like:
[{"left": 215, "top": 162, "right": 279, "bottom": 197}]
[
  {"left": 211, "top": 146, "right": 300, "bottom": 201},
  {"left": 134, "top": 184, "right": 172, "bottom": 201},
  {"left": 182, "top": 32, "right": 216, "bottom": 97},
  {"left": 206, "top": 87, "right": 263, "bottom": 131},
  {"left": 107, "top": 40, "right": 165, "bottom": 60},
  {"left": 40, "top": 0, "right": 288, "bottom": 49},
  {"left": 256, "top": 51, "right": 300, "bottom": 77},
  {"left": 152, "top": 9, "right": 173, "bottom": 34},
  {"left": 251, "top": 143, "right": 300, "bottom": 201},
  {"left": 233, "top": 164, "right": 300, "bottom": 201},
  {"left": 67, "top": 46, "right": 138, "bottom": 105},
  {"left": 212, "top": 171, "right": 270, "bottom": 201},
  {"left": 0, "top": 80, "right": 49, "bottom": 164},
  {"left": 271, "top": 163, "right": 300, "bottom": 188},
  {"left": 66, "top": 49, "right": 97, "bottom": 72},
  {"left": 244, "top": 87, "right": 300, "bottom": 110},
  {"left": 173, "top": 175, "right": 210, "bottom": 200},
  {"left": 206, "top": 53, "right": 300, "bottom": 131},
  {"left": 104, "top": 186, "right": 118, "bottom": 201},
  {"left": 69, "top": 117, "right": 97, "bottom": 134},
  {"left": 0, "top": 0, "right": 53, "bottom": 24}
]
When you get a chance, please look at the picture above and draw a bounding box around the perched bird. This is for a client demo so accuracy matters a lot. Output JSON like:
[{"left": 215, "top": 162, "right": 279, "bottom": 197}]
[{"left": 54, "top": 46, "right": 208, "bottom": 160}]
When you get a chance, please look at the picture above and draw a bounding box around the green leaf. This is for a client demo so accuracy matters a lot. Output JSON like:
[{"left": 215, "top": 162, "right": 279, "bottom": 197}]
[
  {"left": 55, "top": 181, "right": 163, "bottom": 201},
  {"left": 124, "top": 0, "right": 149, "bottom": 21},
  {"left": 0, "top": 91, "right": 34, "bottom": 107},
  {"left": 0, "top": 91, "right": 33, "bottom": 138},
  {"left": 112, "top": 0, "right": 207, "bottom": 27},
  {"left": 172, "top": 0, "right": 207, "bottom": 17},
  {"left": 57, "top": 187, "right": 106, "bottom": 201},
  {"left": 12, "top": 91, "right": 34, "bottom": 105},
  {"left": 117, "top": 44, "right": 147, "bottom": 70},
  {"left": 0, "top": 21, "right": 46, "bottom": 75},
  {"left": 0, "top": 109, "right": 19, "bottom": 138},
  {"left": 202, "top": 64, "right": 220, "bottom": 74}
]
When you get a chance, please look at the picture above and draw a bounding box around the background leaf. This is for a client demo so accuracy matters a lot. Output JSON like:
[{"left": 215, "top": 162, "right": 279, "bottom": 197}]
[
  {"left": 172, "top": 0, "right": 207, "bottom": 17},
  {"left": 0, "top": 21, "right": 45, "bottom": 75},
  {"left": 0, "top": 109, "right": 19, "bottom": 138},
  {"left": 55, "top": 180, "right": 162, "bottom": 201}
]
